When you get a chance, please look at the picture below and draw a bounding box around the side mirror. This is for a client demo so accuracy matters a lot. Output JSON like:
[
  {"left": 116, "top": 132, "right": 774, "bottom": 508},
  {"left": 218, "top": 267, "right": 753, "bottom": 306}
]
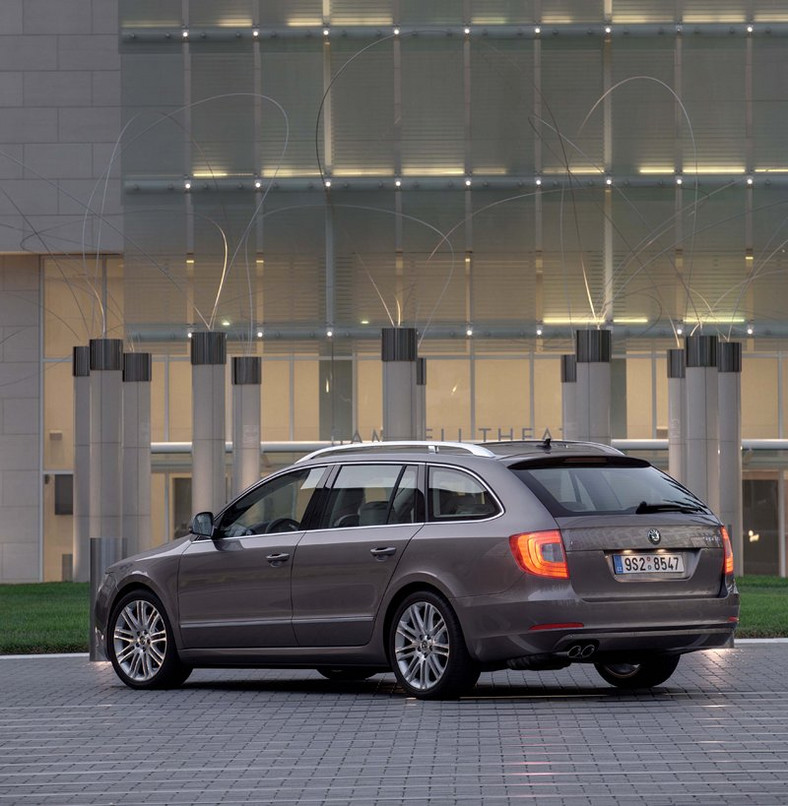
[{"left": 191, "top": 511, "right": 215, "bottom": 538}]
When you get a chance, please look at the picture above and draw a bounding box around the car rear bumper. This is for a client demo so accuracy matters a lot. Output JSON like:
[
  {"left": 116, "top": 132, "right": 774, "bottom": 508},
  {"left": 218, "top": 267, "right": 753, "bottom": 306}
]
[{"left": 456, "top": 586, "right": 740, "bottom": 666}]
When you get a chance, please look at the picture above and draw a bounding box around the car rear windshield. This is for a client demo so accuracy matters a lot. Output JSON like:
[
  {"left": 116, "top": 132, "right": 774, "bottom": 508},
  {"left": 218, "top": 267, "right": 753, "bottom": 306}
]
[{"left": 509, "top": 457, "right": 711, "bottom": 517}]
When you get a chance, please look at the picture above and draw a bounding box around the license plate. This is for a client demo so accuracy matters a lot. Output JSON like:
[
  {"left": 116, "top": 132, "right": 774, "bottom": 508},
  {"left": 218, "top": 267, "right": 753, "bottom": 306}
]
[{"left": 613, "top": 553, "right": 685, "bottom": 575}]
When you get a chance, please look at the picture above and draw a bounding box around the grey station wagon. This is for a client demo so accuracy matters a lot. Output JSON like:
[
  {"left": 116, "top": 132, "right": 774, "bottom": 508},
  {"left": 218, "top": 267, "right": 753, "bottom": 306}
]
[{"left": 95, "top": 439, "right": 739, "bottom": 699}]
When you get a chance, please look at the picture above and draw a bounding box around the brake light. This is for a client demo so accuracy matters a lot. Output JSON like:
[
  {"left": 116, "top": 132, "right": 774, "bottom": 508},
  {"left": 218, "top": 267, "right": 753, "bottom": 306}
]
[
  {"left": 721, "top": 526, "right": 735, "bottom": 576},
  {"left": 509, "top": 530, "right": 569, "bottom": 579}
]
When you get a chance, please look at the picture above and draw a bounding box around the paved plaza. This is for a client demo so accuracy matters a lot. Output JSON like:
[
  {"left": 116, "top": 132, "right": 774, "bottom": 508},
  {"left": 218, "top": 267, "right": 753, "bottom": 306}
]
[{"left": 1, "top": 642, "right": 787, "bottom": 805}]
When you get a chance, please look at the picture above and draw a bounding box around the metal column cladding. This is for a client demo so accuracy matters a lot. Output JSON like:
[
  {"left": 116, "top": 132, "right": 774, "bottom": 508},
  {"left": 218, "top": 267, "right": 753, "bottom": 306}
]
[
  {"left": 685, "top": 334, "right": 718, "bottom": 368},
  {"left": 683, "top": 333, "right": 720, "bottom": 513},
  {"left": 667, "top": 348, "right": 686, "bottom": 378},
  {"left": 574, "top": 330, "right": 611, "bottom": 445},
  {"left": 667, "top": 348, "right": 687, "bottom": 485},
  {"left": 72, "top": 346, "right": 91, "bottom": 583},
  {"left": 381, "top": 327, "right": 418, "bottom": 362},
  {"left": 381, "top": 327, "right": 418, "bottom": 441},
  {"left": 561, "top": 354, "right": 577, "bottom": 383},
  {"left": 73, "top": 345, "right": 90, "bottom": 377},
  {"left": 718, "top": 341, "right": 742, "bottom": 374},
  {"left": 561, "top": 354, "right": 578, "bottom": 441},
  {"left": 123, "top": 352, "right": 152, "bottom": 382},
  {"left": 232, "top": 355, "right": 262, "bottom": 385},
  {"left": 191, "top": 332, "right": 227, "bottom": 514},
  {"left": 416, "top": 357, "right": 426, "bottom": 386},
  {"left": 232, "top": 356, "right": 262, "bottom": 497},
  {"left": 718, "top": 341, "right": 743, "bottom": 575},
  {"left": 122, "top": 352, "right": 152, "bottom": 557},
  {"left": 575, "top": 329, "right": 612, "bottom": 363},
  {"left": 190, "top": 331, "right": 227, "bottom": 365},
  {"left": 89, "top": 338, "right": 123, "bottom": 371}
]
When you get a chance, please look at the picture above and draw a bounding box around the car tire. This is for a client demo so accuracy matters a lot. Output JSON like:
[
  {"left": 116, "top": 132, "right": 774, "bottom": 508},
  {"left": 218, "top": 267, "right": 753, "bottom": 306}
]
[
  {"left": 108, "top": 589, "right": 192, "bottom": 690},
  {"left": 594, "top": 656, "right": 680, "bottom": 689},
  {"left": 389, "top": 591, "right": 480, "bottom": 700},
  {"left": 316, "top": 667, "right": 379, "bottom": 681}
]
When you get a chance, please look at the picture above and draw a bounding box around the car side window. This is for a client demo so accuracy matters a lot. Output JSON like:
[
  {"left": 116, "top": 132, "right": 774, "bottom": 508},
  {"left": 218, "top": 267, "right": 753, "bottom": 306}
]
[
  {"left": 217, "top": 467, "right": 325, "bottom": 537},
  {"left": 428, "top": 467, "right": 499, "bottom": 521},
  {"left": 321, "top": 464, "right": 422, "bottom": 528}
]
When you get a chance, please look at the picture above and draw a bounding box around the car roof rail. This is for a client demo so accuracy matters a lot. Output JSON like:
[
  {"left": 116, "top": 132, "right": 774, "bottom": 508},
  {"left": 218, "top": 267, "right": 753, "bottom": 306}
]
[{"left": 296, "top": 440, "right": 497, "bottom": 463}]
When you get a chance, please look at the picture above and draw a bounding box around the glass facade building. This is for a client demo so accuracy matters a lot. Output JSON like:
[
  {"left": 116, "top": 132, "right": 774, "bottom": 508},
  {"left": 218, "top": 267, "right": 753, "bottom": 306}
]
[{"left": 6, "top": 1, "right": 788, "bottom": 579}]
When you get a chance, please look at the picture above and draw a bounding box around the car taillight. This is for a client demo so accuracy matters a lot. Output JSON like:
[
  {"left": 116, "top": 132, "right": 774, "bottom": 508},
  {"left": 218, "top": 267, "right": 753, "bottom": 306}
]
[
  {"left": 721, "top": 526, "right": 735, "bottom": 576},
  {"left": 509, "top": 530, "right": 569, "bottom": 579}
]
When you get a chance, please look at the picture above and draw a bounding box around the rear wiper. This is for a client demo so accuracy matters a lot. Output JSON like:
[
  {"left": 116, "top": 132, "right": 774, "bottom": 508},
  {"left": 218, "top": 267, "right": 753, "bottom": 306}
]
[{"left": 635, "top": 500, "right": 706, "bottom": 514}]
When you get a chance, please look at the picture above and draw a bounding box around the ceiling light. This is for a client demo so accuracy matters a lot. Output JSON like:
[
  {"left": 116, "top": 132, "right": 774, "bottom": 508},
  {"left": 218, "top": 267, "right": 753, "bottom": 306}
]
[
  {"left": 324, "top": 179, "right": 332, "bottom": 188},
  {"left": 746, "top": 323, "right": 754, "bottom": 336},
  {"left": 326, "top": 328, "right": 334, "bottom": 338},
  {"left": 184, "top": 180, "right": 192, "bottom": 191}
]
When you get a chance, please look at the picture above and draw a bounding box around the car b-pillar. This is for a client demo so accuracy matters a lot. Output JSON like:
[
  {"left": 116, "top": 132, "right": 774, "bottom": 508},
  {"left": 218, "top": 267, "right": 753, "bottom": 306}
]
[
  {"left": 684, "top": 334, "right": 720, "bottom": 513},
  {"left": 575, "top": 329, "right": 612, "bottom": 445},
  {"left": 191, "top": 331, "right": 227, "bottom": 515},
  {"left": 381, "top": 327, "right": 417, "bottom": 441}
]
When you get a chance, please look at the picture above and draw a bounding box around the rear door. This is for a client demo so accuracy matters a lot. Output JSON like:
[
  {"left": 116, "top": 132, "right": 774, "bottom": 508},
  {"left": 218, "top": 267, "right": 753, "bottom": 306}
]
[{"left": 290, "top": 463, "right": 423, "bottom": 646}]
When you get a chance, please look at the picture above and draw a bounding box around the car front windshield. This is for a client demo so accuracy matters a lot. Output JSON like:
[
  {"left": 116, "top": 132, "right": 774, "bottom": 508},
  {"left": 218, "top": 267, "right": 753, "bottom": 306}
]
[{"left": 510, "top": 459, "right": 711, "bottom": 517}]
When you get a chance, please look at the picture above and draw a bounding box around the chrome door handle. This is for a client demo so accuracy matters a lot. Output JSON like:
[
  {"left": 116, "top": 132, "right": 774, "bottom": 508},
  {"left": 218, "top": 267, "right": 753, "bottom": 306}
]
[
  {"left": 370, "top": 546, "right": 397, "bottom": 558},
  {"left": 266, "top": 552, "right": 290, "bottom": 566}
]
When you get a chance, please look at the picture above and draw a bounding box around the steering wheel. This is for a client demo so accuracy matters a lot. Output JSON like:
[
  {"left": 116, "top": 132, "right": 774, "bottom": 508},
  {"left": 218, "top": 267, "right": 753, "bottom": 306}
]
[{"left": 265, "top": 517, "right": 300, "bottom": 534}]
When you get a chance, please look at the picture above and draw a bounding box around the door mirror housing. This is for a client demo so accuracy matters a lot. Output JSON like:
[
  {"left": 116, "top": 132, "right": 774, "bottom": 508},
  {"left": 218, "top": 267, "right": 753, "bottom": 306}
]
[{"left": 191, "top": 511, "right": 215, "bottom": 538}]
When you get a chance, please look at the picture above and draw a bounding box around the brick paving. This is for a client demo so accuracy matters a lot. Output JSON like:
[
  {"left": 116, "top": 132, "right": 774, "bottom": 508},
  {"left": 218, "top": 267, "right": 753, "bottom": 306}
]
[{"left": 1, "top": 642, "right": 787, "bottom": 805}]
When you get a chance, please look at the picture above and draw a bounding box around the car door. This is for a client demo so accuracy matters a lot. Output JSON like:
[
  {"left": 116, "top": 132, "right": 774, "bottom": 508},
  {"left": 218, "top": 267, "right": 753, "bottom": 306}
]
[
  {"left": 177, "top": 465, "right": 326, "bottom": 649},
  {"left": 291, "top": 463, "right": 424, "bottom": 647}
]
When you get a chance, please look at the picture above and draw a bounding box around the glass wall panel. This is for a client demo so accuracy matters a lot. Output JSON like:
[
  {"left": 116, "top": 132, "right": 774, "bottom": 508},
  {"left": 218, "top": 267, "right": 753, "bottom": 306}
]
[
  {"left": 534, "top": 356, "right": 561, "bottom": 438},
  {"left": 474, "top": 358, "right": 529, "bottom": 440},
  {"left": 356, "top": 357, "right": 383, "bottom": 439},
  {"left": 626, "top": 356, "right": 654, "bottom": 437},
  {"left": 540, "top": 39, "right": 604, "bottom": 174},
  {"left": 400, "top": 40, "right": 464, "bottom": 175},
  {"left": 169, "top": 360, "right": 192, "bottom": 442},
  {"left": 426, "top": 358, "right": 471, "bottom": 439},
  {"left": 43, "top": 362, "right": 73, "bottom": 471},
  {"left": 261, "top": 359, "right": 292, "bottom": 441},
  {"left": 293, "top": 358, "right": 320, "bottom": 440},
  {"left": 331, "top": 40, "right": 395, "bottom": 175},
  {"left": 469, "top": 41, "right": 534, "bottom": 175},
  {"left": 742, "top": 356, "right": 778, "bottom": 438}
]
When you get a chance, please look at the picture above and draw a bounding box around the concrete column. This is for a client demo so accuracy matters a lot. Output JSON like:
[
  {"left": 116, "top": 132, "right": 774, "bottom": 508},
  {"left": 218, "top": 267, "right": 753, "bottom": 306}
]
[
  {"left": 122, "top": 353, "right": 152, "bottom": 557},
  {"left": 667, "top": 348, "right": 686, "bottom": 484},
  {"left": 560, "top": 354, "right": 577, "bottom": 440},
  {"left": 718, "top": 341, "right": 743, "bottom": 575},
  {"left": 88, "top": 338, "right": 124, "bottom": 543},
  {"left": 232, "top": 356, "right": 261, "bottom": 497},
  {"left": 72, "top": 346, "right": 91, "bottom": 582},
  {"left": 416, "top": 357, "right": 427, "bottom": 440},
  {"left": 191, "top": 332, "right": 227, "bottom": 514},
  {"left": 575, "top": 329, "right": 612, "bottom": 445},
  {"left": 684, "top": 334, "right": 720, "bottom": 513},
  {"left": 382, "top": 327, "right": 417, "bottom": 441}
]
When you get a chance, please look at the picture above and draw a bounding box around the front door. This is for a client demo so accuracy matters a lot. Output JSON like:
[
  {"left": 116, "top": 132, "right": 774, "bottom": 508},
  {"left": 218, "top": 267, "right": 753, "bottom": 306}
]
[{"left": 178, "top": 466, "right": 326, "bottom": 648}]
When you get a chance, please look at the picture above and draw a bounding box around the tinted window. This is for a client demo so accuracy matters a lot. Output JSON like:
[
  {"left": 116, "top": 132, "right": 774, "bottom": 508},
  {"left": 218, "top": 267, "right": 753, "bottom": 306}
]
[
  {"left": 217, "top": 467, "right": 325, "bottom": 537},
  {"left": 511, "top": 460, "right": 710, "bottom": 517},
  {"left": 428, "top": 467, "right": 499, "bottom": 521},
  {"left": 322, "top": 464, "right": 422, "bottom": 528}
]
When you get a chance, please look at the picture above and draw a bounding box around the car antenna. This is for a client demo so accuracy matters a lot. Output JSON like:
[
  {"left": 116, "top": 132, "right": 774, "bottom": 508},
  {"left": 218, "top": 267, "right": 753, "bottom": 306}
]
[{"left": 542, "top": 436, "right": 551, "bottom": 450}]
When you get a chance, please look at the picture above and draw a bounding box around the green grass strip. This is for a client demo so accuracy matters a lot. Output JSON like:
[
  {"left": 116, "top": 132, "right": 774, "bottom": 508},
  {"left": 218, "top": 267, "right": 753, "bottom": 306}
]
[{"left": 0, "top": 576, "right": 786, "bottom": 655}]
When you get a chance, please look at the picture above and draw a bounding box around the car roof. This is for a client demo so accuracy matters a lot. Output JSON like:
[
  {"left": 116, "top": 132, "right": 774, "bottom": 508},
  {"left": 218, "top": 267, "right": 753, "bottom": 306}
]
[{"left": 296, "top": 439, "right": 625, "bottom": 466}]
